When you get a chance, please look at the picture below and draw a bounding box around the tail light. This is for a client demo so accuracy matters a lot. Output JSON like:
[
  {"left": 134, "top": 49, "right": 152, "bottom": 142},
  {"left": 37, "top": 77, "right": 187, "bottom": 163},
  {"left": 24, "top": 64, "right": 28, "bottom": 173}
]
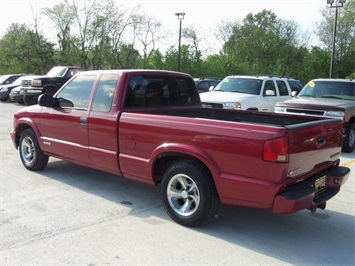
[{"left": 263, "top": 137, "right": 289, "bottom": 162}]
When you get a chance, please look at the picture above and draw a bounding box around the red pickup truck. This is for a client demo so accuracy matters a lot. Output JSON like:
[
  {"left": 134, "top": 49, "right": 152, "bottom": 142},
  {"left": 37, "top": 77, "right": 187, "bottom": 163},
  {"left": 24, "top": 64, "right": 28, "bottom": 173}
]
[{"left": 10, "top": 70, "right": 350, "bottom": 227}]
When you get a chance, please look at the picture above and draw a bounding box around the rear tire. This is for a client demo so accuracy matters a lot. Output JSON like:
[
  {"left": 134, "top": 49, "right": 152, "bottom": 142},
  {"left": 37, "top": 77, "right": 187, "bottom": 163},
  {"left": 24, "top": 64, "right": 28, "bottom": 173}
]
[
  {"left": 19, "top": 129, "right": 49, "bottom": 171},
  {"left": 342, "top": 123, "right": 355, "bottom": 153},
  {"left": 160, "top": 159, "right": 220, "bottom": 227}
]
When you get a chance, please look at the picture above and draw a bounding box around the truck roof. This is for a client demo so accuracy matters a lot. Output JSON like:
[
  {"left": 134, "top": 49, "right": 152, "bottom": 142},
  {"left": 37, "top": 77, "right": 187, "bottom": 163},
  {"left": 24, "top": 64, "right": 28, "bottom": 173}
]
[{"left": 75, "top": 69, "right": 191, "bottom": 77}]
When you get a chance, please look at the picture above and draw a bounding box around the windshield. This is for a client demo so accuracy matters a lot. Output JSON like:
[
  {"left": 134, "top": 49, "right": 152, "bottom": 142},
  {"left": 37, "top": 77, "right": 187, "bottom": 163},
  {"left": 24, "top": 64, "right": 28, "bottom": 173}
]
[
  {"left": 299, "top": 80, "right": 355, "bottom": 100},
  {"left": 47, "top": 67, "right": 67, "bottom": 77},
  {"left": 12, "top": 76, "right": 26, "bottom": 85},
  {"left": 214, "top": 77, "right": 262, "bottom": 95}
]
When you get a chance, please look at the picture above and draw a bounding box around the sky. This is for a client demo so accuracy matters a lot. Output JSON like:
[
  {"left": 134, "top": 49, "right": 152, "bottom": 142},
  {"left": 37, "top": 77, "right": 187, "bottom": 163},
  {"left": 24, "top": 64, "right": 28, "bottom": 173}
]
[{"left": 0, "top": 0, "right": 329, "bottom": 50}]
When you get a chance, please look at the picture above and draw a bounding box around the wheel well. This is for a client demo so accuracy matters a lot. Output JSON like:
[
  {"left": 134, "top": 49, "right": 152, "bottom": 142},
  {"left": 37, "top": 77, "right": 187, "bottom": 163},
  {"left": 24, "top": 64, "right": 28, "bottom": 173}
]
[
  {"left": 14, "top": 124, "right": 32, "bottom": 147},
  {"left": 153, "top": 152, "right": 211, "bottom": 185}
]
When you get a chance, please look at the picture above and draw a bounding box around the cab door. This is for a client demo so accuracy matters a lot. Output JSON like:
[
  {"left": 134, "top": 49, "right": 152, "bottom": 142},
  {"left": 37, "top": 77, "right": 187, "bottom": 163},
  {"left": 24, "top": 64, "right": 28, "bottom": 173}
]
[
  {"left": 261, "top": 79, "right": 278, "bottom": 111},
  {"left": 39, "top": 74, "right": 96, "bottom": 164},
  {"left": 87, "top": 73, "right": 122, "bottom": 175}
]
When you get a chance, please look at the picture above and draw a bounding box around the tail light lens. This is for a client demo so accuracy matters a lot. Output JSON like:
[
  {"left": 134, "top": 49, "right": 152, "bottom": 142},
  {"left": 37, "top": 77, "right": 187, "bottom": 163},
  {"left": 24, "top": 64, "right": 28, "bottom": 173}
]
[{"left": 263, "top": 137, "right": 289, "bottom": 162}]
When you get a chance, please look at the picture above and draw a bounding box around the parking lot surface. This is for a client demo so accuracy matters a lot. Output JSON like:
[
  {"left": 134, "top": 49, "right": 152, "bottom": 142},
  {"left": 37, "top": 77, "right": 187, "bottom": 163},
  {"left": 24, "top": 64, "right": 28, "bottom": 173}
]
[{"left": 1, "top": 102, "right": 354, "bottom": 265}]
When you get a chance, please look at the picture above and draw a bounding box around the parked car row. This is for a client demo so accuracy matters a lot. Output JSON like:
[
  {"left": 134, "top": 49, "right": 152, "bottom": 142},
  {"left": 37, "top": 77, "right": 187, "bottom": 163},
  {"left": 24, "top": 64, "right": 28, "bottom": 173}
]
[
  {"left": 1, "top": 66, "right": 81, "bottom": 105},
  {"left": 0, "top": 73, "right": 26, "bottom": 102},
  {"left": 200, "top": 75, "right": 303, "bottom": 112}
]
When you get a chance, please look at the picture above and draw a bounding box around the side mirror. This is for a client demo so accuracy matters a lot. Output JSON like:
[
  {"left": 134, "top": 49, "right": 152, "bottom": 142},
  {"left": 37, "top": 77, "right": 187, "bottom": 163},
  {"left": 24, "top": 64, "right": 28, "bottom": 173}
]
[
  {"left": 38, "top": 94, "right": 54, "bottom": 107},
  {"left": 265, "top": 90, "right": 276, "bottom": 96},
  {"left": 57, "top": 97, "right": 74, "bottom": 108}
]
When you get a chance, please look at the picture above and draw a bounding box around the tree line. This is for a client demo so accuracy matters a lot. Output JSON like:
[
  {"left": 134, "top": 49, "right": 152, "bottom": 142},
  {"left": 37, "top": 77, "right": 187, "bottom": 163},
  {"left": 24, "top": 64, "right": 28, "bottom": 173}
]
[{"left": 0, "top": 0, "right": 354, "bottom": 84}]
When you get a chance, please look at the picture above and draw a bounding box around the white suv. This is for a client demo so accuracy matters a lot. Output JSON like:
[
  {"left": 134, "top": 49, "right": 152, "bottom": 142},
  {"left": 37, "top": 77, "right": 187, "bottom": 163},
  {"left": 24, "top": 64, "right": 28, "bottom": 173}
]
[{"left": 200, "top": 75, "right": 303, "bottom": 112}]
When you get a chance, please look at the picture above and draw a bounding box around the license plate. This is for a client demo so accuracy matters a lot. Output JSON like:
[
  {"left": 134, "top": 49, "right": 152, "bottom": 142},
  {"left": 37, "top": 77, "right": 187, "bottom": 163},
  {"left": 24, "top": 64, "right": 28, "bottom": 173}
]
[{"left": 315, "top": 176, "right": 327, "bottom": 193}]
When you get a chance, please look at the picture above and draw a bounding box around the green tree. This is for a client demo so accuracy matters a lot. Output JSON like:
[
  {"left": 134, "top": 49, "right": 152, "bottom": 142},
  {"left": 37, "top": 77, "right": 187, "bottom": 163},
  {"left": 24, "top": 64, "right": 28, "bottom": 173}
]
[
  {"left": 217, "top": 10, "right": 308, "bottom": 77},
  {"left": 146, "top": 49, "right": 165, "bottom": 69},
  {"left": 316, "top": 0, "right": 355, "bottom": 78},
  {"left": 0, "top": 23, "right": 54, "bottom": 74},
  {"left": 133, "top": 13, "right": 165, "bottom": 68},
  {"left": 301, "top": 47, "right": 330, "bottom": 82},
  {"left": 42, "top": 1, "right": 76, "bottom": 65}
]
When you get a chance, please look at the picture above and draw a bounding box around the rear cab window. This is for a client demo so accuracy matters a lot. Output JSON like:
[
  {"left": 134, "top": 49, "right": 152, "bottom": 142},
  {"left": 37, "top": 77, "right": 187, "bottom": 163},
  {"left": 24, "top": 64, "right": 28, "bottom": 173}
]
[{"left": 124, "top": 74, "right": 200, "bottom": 108}]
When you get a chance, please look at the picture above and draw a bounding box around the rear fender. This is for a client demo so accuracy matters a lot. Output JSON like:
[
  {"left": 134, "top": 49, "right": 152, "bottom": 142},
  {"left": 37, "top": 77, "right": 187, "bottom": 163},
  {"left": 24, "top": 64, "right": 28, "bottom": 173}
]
[{"left": 150, "top": 143, "right": 221, "bottom": 184}]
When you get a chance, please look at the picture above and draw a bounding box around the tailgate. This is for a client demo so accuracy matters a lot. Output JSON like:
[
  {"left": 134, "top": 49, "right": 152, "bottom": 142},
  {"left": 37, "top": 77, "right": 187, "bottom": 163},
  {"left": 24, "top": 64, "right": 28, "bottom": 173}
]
[{"left": 286, "top": 118, "right": 343, "bottom": 181}]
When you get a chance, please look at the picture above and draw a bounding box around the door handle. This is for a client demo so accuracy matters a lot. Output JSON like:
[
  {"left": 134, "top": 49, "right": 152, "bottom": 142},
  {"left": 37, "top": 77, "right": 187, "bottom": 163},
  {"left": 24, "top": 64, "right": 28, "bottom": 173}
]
[
  {"left": 316, "top": 136, "right": 326, "bottom": 147},
  {"left": 79, "top": 117, "right": 87, "bottom": 125}
]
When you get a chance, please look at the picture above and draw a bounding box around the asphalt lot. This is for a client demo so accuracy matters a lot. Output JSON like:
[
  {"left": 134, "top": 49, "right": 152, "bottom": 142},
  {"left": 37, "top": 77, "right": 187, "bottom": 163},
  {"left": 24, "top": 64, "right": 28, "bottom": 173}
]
[{"left": 1, "top": 101, "right": 354, "bottom": 265}]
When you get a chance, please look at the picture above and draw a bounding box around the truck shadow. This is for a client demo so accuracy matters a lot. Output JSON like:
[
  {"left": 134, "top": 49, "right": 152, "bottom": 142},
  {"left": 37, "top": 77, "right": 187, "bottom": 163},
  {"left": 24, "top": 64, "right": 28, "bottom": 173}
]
[{"left": 41, "top": 159, "right": 354, "bottom": 266}]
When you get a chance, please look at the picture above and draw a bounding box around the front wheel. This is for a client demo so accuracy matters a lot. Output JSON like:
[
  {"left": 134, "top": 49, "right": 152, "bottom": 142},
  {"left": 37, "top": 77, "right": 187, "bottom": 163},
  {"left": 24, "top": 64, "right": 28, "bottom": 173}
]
[
  {"left": 342, "top": 123, "right": 355, "bottom": 153},
  {"left": 160, "top": 159, "right": 220, "bottom": 227},
  {"left": 19, "top": 129, "right": 49, "bottom": 171}
]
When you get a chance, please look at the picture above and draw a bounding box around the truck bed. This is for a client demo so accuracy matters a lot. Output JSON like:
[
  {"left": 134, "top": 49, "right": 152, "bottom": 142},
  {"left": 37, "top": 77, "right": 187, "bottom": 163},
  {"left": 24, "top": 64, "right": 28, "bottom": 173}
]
[
  {"left": 135, "top": 107, "right": 338, "bottom": 128},
  {"left": 119, "top": 106, "right": 344, "bottom": 212}
]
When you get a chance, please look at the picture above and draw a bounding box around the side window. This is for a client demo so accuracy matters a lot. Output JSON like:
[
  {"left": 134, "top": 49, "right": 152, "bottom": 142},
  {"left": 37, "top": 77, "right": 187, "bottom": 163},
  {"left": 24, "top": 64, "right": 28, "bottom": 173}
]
[
  {"left": 288, "top": 80, "right": 303, "bottom": 94},
  {"left": 276, "top": 80, "right": 289, "bottom": 96},
  {"left": 8, "top": 76, "right": 19, "bottom": 84},
  {"left": 210, "top": 81, "right": 220, "bottom": 88},
  {"left": 263, "top": 80, "right": 276, "bottom": 96},
  {"left": 197, "top": 81, "right": 209, "bottom": 92},
  {"left": 64, "top": 68, "right": 78, "bottom": 79},
  {"left": 56, "top": 75, "right": 95, "bottom": 110},
  {"left": 91, "top": 74, "right": 118, "bottom": 112}
]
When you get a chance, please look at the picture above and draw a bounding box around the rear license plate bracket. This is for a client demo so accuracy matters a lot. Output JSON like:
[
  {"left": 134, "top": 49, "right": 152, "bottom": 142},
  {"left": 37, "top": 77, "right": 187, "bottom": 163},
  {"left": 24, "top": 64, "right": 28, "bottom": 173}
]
[{"left": 315, "top": 176, "right": 327, "bottom": 194}]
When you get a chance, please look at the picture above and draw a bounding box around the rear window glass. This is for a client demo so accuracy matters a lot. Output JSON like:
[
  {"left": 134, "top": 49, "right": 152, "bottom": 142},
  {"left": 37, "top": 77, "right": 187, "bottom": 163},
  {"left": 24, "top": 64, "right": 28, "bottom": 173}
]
[{"left": 124, "top": 75, "right": 199, "bottom": 107}]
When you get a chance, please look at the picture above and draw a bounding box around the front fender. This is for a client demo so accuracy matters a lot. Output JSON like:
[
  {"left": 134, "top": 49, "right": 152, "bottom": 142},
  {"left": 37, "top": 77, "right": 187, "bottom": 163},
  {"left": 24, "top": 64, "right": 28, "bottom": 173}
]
[{"left": 12, "top": 117, "right": 42, "bottom": 149}]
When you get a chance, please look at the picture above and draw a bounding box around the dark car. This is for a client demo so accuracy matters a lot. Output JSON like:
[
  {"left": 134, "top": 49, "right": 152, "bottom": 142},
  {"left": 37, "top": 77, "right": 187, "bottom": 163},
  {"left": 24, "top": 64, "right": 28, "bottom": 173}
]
[
  {"left": 194, "top": 77, "right": 222, "bottom": 93},
  {"left": 9, "top": 86, "right": 24, "bottom": 103},
  {"left": 0, "top": 74, "right": 24, "bottom": 86},
  {"left": 20, "top": 66, "right": 81, "bottom": 105},
  {"left": 8, "top": 75, "right": 40, "bottom": 104},
  {"left": 0, "top": 76, "right": 28, "bottom": 102}
]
